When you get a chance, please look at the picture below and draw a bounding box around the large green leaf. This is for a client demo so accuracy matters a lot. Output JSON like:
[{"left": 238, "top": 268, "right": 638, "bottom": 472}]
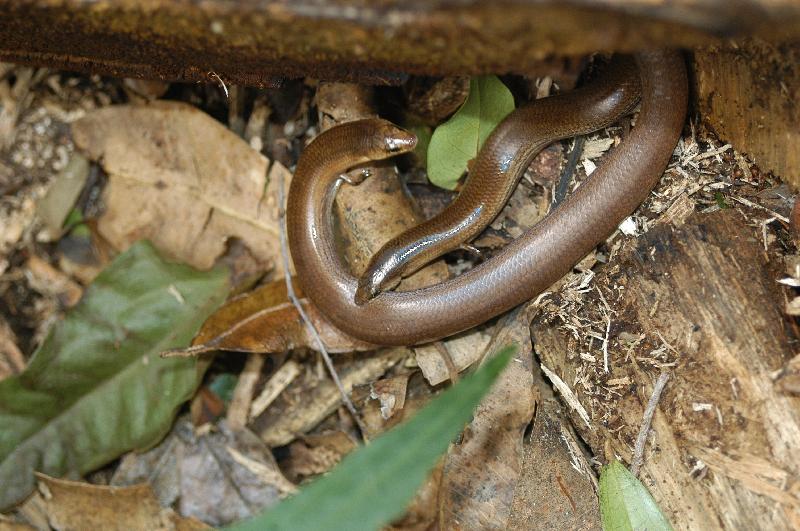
[
  {"left": 0, "top": 241, "right": 229, "bottom": 510},
  {"left": 427, "top": 75, "right": 515, "bottom": 190},
  {"left": 599, "top": 460, "right": 673, "bottom": 531},
  {"left": 229, "top": 345, "right": 515, "bottom": 531}
]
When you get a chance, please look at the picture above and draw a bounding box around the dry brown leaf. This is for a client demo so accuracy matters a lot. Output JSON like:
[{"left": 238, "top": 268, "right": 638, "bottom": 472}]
[
  {"left": 164, "top": 278, "right": 374, "bottom": 357},
  {"left": 71, "top": 101, "right": 286, "bottom": 272},
  {"left": 284, "top": 431, "right": 358, "bottom": 481},
  {"left": 34, "top": 474, "right": 209, "bottom": 531},
  {"left": 356, "top": 380, "right": 432, "bottom": 441},
  {"left": 508, "top": 374, "right": 600, "bottom": 529},
  {"left": 368, "top": 373, "right": 409, "bottom": 420},
  {"left": 111, "top": 418, "right": 293, "bottom": 527},
  {"left": 438, "top": 305, "right": 537, "bottom": 530},
  {"left": 415, "top": 330, "right": 492, "bottom": 385},
  {"left": 386, "top": 461, "right": 444, "bottom": 531}
]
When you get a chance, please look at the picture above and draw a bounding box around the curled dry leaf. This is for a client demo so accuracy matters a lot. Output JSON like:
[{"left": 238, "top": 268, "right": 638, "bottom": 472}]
[
  {"left": 36, "top": 153, "right": 90, "bottom": 238},
  {"left": 368, "top": 373, "right": 409, "bottom": 420},
  {"left": 111, "top": 418, "right": 293, "bottom": 527},
  {"left": 34, "top": 473, "right": 209, "bottom": 531},
  {"left": 439, "top": 306, "right": 536, "bottom": 530},
  {"left": 164, "top": 277, "right": 374, "bottom": 358},
  {"left": 356, "top": 377, "right": 432, "bottom": 441},
  {"left": 415, "top": 330, "right": 491, "bottom": 385},
  {"left": 71, "top": 101, "right": 286, "bottom": 272},
  {"left": 509, "top": 370, "right": 600, "bottom": 529}
]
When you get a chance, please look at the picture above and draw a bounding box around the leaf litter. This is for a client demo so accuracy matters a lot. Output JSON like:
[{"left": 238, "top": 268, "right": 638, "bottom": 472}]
[
  {"left": 71, "top": 101, "right": 286, "bottom": 272},
  {"left": 2, "top": 55, "right": 797, "bottom": 531}
]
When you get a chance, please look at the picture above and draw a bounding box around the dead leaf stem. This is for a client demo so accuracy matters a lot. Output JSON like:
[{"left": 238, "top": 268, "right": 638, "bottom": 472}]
[
  {"left": 275, "top": 167, "right": 367, "bottom": 437},
  {"left": 630, "top": 371, "right": 670, "bottom": 477}
]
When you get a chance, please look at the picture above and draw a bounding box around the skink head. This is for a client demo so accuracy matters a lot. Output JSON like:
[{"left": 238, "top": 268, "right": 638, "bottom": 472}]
[{"left": 372, "top": 121, "right": 417, "bottom": 156}]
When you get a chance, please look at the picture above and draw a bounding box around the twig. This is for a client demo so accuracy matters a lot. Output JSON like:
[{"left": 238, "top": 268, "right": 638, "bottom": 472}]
[
  {"left": 602, "top": 316, "right": 611, "bottom": 374},
  {"left": 434, "top": 341, "right": 460, "bottom": 383},
  {"left": 276, "top": 170, "right": 367, "bottom": 436},
  {"left": 208, "top": 71, "right": 229, "bottom": 98},
  {"left": 250, "top": 360, "right": 301, "bottom": 419},
  {"left": 630, "top": 371, "right": 670, "bottom": 477},
  {"left": 540, "top": 363, "right": 592, "bottom": 430},
  {"left": 596, "top": 286, "right": 613, "bottom": 374},
  {"left": 729, "top": 195, "right": 790, "bottom": 224},
  {"left": 553, "top": 136, "right": 585, "bottom": 209},
  {"left": 227, "top": 353, "right": 265, "bottom": 430}
]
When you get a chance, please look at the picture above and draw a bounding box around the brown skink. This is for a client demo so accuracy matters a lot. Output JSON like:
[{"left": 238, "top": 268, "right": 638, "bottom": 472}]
[
  {"left": 287, "top": 50, "right": 687, "bottom": 346},
  {"left": 356, "top": 55, "right": 642, "bottom": 303}
]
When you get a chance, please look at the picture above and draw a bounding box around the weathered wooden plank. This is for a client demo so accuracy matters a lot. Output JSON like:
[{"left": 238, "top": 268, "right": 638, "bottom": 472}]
[
  {"left": 694, "top": 40, "right": 800, "bottom": 187},
  {"left": 1, "top": 1, "right": 799, "bottom": 86}
]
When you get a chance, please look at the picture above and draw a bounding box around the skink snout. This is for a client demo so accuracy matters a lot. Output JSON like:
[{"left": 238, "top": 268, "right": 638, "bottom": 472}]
[
  {"left": 384, "top": 132, "right": 417, "bottom": 153},
  {"left": 376, "top": 121, "right": 417, "bottom": 154}
]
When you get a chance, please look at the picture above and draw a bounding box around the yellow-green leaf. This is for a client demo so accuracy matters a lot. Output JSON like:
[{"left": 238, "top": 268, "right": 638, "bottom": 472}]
[
  {"left": 427, "top": 76, "right": 515, "bottom": 190},
  {"left": 599, "top": 460, "right": 673, "bottom": 531}
]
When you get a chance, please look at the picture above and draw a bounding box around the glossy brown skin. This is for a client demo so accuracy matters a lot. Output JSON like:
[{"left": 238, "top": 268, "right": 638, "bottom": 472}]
[
  {"left": 356, "top": 55, "right": 642, "bottom": 304},
  {"left": 287, "top": 50, "right": 687, "bottom": 346}
]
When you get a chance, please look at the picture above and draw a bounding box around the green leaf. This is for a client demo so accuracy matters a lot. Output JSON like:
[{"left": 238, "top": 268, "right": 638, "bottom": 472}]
[
  {"left": 0, "top": 241, "right": 229, "bottom": 510},
  {"left": 228, "top": 345, "right": 516, "bottom": 531},
  {"left": 427, "top": 76, "right": 515, "bottom": 190},
  {"left": 599, "top": 460, "right": 673, "bottom": 531},
  {"left": 63, "top": 208, "right": 91, "bottom": 237},
  {"left": 209, "top": 373, "right": 239, "bottom": 404}
]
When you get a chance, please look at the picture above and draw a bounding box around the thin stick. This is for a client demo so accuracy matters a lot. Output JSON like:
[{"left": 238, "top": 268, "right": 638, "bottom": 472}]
[
  {"left": 630, "top": 371, "right": 670, "bottom": 477},
  {"left": 553, "top": 136, "right": 585, "bottom": 209},
  {"left": 276, "top": 170, "right": 367, "bottom": 435}
]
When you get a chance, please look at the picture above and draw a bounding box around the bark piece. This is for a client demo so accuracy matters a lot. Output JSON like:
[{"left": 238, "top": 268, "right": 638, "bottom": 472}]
[{"left": 532, "top": 209, "right": 800, "bottom": 530}]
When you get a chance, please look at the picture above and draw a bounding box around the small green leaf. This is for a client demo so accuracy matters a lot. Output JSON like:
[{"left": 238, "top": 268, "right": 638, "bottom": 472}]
[
  {"left": 714, "top": 191, "right": 729, "bottom": 209},
  {"left": 0, "top": 241, "right": 229, "bottom": 510},
  {"left": 63, "top": 208, "right": 91, "bottom": 237},
  {"left": 209, "top": 373, "right": 239, "bottom": 404},
  {"left": 599, "top": 460, "right": 673, "bottom": 531},
  {"left": 228, "top": 345, "right": 516, "bottom": 531},
  {"left": 427, "top": 76, "right": 515, "bottom": 190}
]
